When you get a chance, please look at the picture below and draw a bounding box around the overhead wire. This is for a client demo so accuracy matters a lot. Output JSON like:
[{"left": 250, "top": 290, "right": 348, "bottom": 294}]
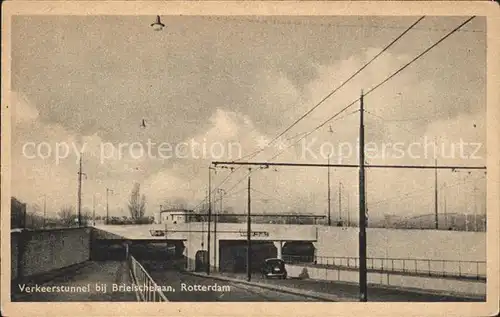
[
  {"left": 190, "top": 16, "right": 475, "bottom": 210},
  {"left": 237, "top": 16, "right": 426, "bottom": 163},
  {"left": 267, "top": 106, "right": 359, "bottom": 162},
  {"left": 264, "top": 16, "right": 476, "bottom": 163},
  {"left": 213, "top": 17, "right": 426, "bottom": 191},
  {"left": 220, "top": 16, "right": 477, "bottom": 204}
]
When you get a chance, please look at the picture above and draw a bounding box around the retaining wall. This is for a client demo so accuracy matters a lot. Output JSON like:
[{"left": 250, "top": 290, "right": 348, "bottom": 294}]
[
  {"left": 316, "top": 227, "right": 486, "bottom": 262},
  {"left": 11, "top": 228, "right": 91, "bottom": 281}
]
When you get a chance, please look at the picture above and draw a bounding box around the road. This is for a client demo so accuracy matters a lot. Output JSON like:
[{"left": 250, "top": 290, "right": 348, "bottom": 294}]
[
  {"left": 218, "top": 273, "right": 484, "bottom": 302},
  {"left": 13, "top": 259, "right": 482, "bottom": 302},
  {"left": 143, "top": 264, "right": 318, "bottom": 302}
]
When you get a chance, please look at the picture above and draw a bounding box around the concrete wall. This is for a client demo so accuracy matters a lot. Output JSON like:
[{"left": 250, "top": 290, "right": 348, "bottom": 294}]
[
  {"left": 11, "top": 228, "right": 91, "bottom": 281},
  {"left": 285, "top": 264, "right": 486, "bottom": 297},
  {"left": 11, "top": 232, "right": 20, "bottom": 281},
  {"left": 315, "top": 227, "right": 486, "bottom": 262}
]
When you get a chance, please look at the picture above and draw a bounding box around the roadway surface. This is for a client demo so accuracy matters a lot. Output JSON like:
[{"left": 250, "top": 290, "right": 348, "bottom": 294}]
[
  {"left": 12, "top": 259, "right": 484, "bottom": 302},
  {"left": 141, "top": 259, "right": 485, "bottom": 302},
  {"left": 217, "top": 273, "right": 485, "bottom": 302},
  {"left": 142, "top": 262, "right": 318, "bottom": 302}
]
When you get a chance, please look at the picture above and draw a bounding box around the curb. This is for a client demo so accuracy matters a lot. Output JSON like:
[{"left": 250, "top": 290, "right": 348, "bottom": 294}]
[
  {"left": 186, "top": 272, "right": 354, "bottom": 302},
  {"left": 365, "top": 281, "right": 486, "bottom": 300}
]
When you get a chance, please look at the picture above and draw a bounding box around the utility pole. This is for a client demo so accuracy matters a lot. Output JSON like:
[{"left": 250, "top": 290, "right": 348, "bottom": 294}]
[
  {"left": 23, "top": 203, "right": 27, "bottom": 229},
  {"left": 77, "top": 155, "right": 86, "bottom": 227},
  {"left": 327, "top": 154, "right": 331, "bottom": 226},
  {"left": 106, "top": 188, "right": 113, "bottom": 225},
  {"left": 207, "top": 166, "right": 215, "bottom": 275},
  {"left": 465, "top": 204, "right": 469, "bottom": 232},
  {"left": 347, "top": 193, "right": 350, "bottom": 227},
  {"left": 43, "top": 195, "right": 47, "bottom": 228},
  {"left": 434, "top": 158, "right": 439, "bottom": 229},
  {"left": 93, "top": 194, "right": 96, "bottom": 226},
  {"left": 443, "top": 183, "right": 447, "bottom": 229},
  {"left": 473, "top": 184, "right": 477, "bottom": 231},
  {"left": 106, "top": 189, "right": 109, "bottom": 225},
  {"left": 247, "top": 169, "right": 252, "bottom": 282},
  {"left": 339, "top": 181, "right": 343, "bottom": 225},
  {"left": 202, "top": 191, "right": 207, "bottom": 248},
  {"left": 358, "top": 90, "right": 367, "bottom": 302},
  {"left": 77, "top": 156, "right": 82, "bottom": 227},
  {"left": 216, "top": 188, "right": 226, "bottom": 272}
]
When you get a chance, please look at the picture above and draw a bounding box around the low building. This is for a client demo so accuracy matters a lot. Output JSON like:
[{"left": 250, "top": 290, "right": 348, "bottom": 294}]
[{"left": 155, "top": 209, "right": 194, "bottom": 224}]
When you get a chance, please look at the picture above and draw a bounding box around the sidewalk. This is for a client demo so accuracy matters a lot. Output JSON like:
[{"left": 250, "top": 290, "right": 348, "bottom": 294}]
[
  {"left": 189, "top": 272, "right": 485, "bottom": 302},
  {"left": 12, "top": 261, "right": 138, "bottom": 302}
]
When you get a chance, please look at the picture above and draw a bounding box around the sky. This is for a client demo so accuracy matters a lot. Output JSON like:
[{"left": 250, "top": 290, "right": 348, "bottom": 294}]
[{"left": 10, "top": 15, "right": 487, "bottom": 222}]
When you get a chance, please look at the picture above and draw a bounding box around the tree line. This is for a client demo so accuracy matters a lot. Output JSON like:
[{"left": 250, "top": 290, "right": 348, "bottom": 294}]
[{"left": 10, "top": 182, "right": 153, "bottom": 229}]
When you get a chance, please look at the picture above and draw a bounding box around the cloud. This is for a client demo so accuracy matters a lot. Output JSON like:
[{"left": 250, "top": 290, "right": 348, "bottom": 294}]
[{"left": 9, "top": 16, "right": 486, "bottom": 222}]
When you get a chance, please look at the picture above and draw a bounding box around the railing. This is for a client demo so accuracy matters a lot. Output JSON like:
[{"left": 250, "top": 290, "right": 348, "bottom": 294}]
[
  {"left": 282, "top": 255, "right": 486, "bottom": 280},
  {"left": 129, "top": 255, "right": 168, "bottom": 302}
]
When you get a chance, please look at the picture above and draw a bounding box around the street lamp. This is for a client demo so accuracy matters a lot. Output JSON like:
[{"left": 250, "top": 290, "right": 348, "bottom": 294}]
[{"left": 151, "top": 15, "right": 166, "bottom": 31}]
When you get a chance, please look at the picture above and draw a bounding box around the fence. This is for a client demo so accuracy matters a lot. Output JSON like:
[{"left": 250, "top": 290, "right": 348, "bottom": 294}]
[
  {"left": 128, "top": 255, "right": 168, "bottom": 302},
  {"left": 282, "top": 255, "right": 486, "bottom": 280}
]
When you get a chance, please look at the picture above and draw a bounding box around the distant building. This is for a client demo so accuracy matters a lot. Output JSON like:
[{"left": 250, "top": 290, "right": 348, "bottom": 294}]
[
  {"left": 155, "top": 209, "right": 194, "bottom": 224},
  {"left": 11, "top": 197, "right": 26, "bottom": 229}
]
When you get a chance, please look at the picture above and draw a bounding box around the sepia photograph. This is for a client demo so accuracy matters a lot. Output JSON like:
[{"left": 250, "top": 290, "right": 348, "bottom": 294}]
[{"left": 1, "top": 1, "right": 499, "bottom": 317}]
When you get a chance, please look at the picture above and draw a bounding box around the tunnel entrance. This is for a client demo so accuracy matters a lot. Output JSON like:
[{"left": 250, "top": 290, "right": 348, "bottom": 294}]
[
  {"left": 282, "top": 241, "right": 316, "bottom": 263},
  {"left": 91, "top": 239, "right": 185, "bottom": 264},
  {"left": 218, "top": 240, "right": 277, "bottom": 273},
  {"left": 129, "top": 241, "right": 175, "bottom": 260},
  {"left": 91, "top": 239, "right": 128, "bottom": 261}
]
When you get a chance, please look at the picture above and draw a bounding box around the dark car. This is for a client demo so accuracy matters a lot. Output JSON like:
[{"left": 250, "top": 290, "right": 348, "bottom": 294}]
[{"left": 261, "top": 258, "right": 287, "bottom": 279}]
